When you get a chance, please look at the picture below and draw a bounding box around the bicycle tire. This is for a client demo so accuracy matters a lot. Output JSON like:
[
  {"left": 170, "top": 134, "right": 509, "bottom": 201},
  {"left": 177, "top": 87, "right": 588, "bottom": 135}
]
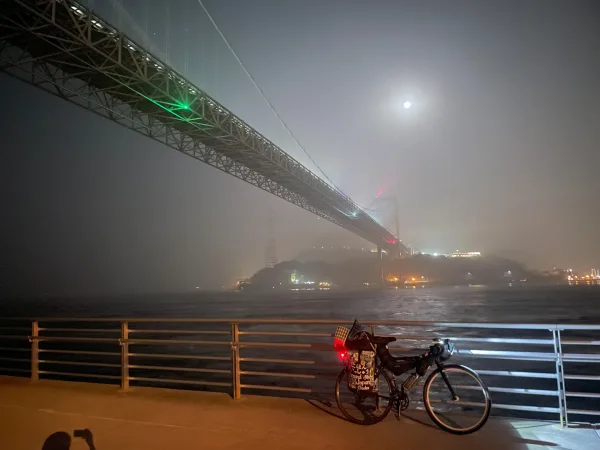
[
  {"left": 423, "top": 364, "right": 492, "bottom": 435},
  {"left": 335, "top": 368, "right": 394, "bottom": 425}
]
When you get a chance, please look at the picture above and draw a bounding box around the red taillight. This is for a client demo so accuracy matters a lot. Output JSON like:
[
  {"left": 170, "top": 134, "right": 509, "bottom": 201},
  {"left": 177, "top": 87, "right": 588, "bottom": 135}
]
[{"left": 334, "top": 339, "right": 348, "bottom": 362}]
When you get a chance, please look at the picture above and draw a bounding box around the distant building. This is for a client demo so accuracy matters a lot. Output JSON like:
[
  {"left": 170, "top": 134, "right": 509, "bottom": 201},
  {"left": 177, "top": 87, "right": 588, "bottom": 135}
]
[
  {"left": 370, "top": 248, "right": 388, "bottom": 254},
  {"left": 451, "top": 251, "right": 482, "bottom": 258}
]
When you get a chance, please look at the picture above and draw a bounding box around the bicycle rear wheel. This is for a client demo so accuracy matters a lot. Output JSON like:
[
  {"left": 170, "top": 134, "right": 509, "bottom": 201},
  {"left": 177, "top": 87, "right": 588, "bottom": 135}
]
[
  {"left": 335, "top": 368, "right": 394, "bottom": 425},
  {"left": 423, "top": 364, "right": 491, "bottom": 434}
]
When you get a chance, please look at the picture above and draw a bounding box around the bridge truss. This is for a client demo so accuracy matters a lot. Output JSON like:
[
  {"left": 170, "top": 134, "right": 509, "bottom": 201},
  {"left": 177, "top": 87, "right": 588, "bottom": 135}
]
[{"left": 0, "top": 0, "right": 406, "bottom": 254}]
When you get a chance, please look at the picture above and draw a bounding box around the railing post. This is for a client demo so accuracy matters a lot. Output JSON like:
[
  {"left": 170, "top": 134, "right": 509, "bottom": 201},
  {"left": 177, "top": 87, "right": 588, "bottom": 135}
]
[
  {"left": 557, "top": 329, "right": 568, "bottom": 427},
  {"left": 120, "top": 321, "right": 129, "bottom": 391},
  {"left": 231, "top": 323, "right": 241, "bottom": 400},
  {"left": 552, "top": 328, "right": 567, "bottom": 427},
  {"left": 30, "top": 320, "right": 39, "bottom": 382}
]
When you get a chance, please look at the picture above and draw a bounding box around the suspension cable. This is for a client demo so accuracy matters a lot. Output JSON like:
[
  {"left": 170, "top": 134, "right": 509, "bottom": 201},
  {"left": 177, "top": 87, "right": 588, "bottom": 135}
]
[{"left": 196, "top": 0, "right": 346, "bottom": 195}]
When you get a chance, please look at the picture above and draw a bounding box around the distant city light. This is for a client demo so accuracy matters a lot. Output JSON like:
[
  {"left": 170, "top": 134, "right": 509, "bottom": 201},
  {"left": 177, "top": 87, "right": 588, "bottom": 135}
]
[
  {"left": 451, "top": 251, "right": 482, "bottom": 258},
  {"left": 403, "top": 101, "right": 412, "bottom": 109}
]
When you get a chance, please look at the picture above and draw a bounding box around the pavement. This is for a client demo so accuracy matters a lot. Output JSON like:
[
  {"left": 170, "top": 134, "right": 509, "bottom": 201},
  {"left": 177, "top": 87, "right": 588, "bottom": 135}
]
[{"left": 0, "top": 376, "right": 598, "bottom": 450}]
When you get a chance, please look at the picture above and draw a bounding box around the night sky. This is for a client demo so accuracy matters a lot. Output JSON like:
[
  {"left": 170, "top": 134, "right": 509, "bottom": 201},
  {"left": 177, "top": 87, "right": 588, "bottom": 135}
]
[{"left": 1, "top": 0, "right": 599, "bottom": 295}]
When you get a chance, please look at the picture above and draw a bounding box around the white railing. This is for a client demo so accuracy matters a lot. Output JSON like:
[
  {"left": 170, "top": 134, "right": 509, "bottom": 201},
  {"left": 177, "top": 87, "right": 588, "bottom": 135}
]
[{"left": 1, "top": 318, "right": 599, "bottom": 426}]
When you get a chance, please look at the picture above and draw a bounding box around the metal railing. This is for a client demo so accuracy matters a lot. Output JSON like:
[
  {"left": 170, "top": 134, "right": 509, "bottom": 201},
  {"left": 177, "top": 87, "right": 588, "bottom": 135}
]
[{"left": 1, "top": 318, "right": 599, "bottom": 426}]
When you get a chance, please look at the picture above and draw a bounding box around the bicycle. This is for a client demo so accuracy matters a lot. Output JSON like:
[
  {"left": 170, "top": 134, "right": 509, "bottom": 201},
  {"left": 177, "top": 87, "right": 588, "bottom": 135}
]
[{"left": 333, "top": 320, "right": 492, "bottom": 434}]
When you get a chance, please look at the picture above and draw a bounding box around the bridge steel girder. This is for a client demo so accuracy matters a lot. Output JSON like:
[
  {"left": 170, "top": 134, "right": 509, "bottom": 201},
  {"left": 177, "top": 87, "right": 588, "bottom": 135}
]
[{"left": 0, "top": 0, "right": 405, "bottom": 253}]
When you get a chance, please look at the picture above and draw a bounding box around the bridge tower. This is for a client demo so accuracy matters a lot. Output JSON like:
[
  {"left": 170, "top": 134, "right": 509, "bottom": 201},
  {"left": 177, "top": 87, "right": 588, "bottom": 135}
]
[
  {"left": 370, "top": 195, "right": 403, "bottom": 258},
  {"left": 265, "top": 212, "right": 278, "bottom": 269}
]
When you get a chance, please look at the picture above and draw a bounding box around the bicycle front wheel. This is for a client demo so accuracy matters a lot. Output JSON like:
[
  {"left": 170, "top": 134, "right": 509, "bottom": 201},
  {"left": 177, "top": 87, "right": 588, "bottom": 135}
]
[
  {"left": 423, "top": 364, "right": 491, "bottom": 434},
  {"left": 335, "top": 368, "right": 394, "bottom": 425}
]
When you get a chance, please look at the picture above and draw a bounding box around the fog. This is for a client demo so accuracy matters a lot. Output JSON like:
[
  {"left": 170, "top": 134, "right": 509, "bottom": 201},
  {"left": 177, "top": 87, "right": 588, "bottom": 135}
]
[{"left": 1, "top": 0, "right": 599, "bottom": 295}]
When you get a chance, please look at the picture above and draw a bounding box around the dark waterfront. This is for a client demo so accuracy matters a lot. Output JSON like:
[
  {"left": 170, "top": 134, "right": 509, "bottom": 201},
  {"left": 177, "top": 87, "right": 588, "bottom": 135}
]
[
  {"left": 2, "top": 285, "right": 599, "bottom": 323},
  {"left": 2, "top": 285, "right": 599, "bottom": 423}
]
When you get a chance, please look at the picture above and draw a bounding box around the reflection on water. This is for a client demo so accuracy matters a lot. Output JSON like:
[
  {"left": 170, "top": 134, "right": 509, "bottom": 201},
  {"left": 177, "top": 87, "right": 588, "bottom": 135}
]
[{"left": 1, "top": 285, "right": 599, "bottom": 323}]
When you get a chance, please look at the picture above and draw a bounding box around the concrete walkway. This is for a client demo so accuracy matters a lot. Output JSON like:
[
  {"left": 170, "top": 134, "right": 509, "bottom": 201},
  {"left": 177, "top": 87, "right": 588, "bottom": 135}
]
[{"left": 0, "top": 376, "right": 598, "bottom": 450}]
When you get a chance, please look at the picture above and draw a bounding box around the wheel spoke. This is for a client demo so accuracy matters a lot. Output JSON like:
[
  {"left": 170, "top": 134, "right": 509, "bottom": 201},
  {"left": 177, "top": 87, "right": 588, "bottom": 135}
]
[
  {"left": 424, "top": 365, "right": 491, "bottom": 434},
  {"left": 335, "top": 368, "right": 394, "bottom": 425}
]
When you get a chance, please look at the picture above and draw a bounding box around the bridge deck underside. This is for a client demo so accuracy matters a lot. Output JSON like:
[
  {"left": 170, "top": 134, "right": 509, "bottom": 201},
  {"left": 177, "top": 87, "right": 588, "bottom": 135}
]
[{"left": 0, "top": 0, "right": 404, "bottom": 253}]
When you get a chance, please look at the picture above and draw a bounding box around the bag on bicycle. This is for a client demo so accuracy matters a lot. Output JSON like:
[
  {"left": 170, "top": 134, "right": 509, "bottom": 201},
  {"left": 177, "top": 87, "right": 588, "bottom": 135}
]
[
  {"left": 377, "top": 346, "right": 418, "bottom": 375},
  {"left": 347, "top": 350, "right": 378, "bottom": 392}
]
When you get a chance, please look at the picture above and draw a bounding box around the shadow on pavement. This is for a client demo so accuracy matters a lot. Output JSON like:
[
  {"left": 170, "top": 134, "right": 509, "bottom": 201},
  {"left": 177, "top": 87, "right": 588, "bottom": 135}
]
[
  {"left": 513, "top": 438, "right": 557, "bottom": 447},
  {"left": 42, "top": 429, "right": 96, "bottom": 450},
  {"left": 305, "top": 398, "right": 351, "bottom": 422},
  {"left": 399, "top": 410, "right": 438, "bottom": 430}
]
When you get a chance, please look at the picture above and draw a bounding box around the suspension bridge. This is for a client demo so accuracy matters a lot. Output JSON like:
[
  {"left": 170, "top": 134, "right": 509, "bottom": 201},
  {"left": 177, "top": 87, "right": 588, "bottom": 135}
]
[{"left": 0, "top": 0, "right": 407, "bottom": 256}]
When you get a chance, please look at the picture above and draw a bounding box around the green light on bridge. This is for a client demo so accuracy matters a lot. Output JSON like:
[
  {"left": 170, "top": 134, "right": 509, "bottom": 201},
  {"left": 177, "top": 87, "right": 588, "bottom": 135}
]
[
  {"left": 174, "top": 101, "right": 190, "bottom": 111},
  {"left": 133, "top": 91, "right": 210, "bottom": 128}
]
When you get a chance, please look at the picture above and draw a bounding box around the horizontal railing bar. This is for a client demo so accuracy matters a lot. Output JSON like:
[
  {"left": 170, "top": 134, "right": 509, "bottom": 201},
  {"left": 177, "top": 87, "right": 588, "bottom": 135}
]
[
  {"left": 486, "top": 386, "right": 558, "bottom": 396},
  {"left": 240, "top": 357, "right": 316, "bottom": 365},
  {"left": 129, "top": 329, "right": 231, "bottom": 335},
  {"left": 561, "top": 358, "right": 600, "bottom": 364},
  {"left": 449, "top": 337, "right": 554, "bottom": 345},
  {"left": 240, "top": 370, "right": 317, "bottom": 379},
  {"left": 567, "top": 409, "right": 600, "bottom": 416},
  {"left": 40, "top": 349, "right": 120, "bottom": 357},
  {"left": 129, "top": 353, "right": 230, "bottom": 361},
  {"left": 33, "top": 337, "right": 118, "bottom": 343},
  {"left": 566, "top": 391, "right": 600, "bottom": 398},
  {"left": 39, "top": 328, "right": 120, "bottom": 333},
  {"left": 385, "top": 335, "right": 436, "bottom": 340},
  {"left": 0, "top": 346, "right": 29, "bottom": 352},
  {"left": 126, "top": 338, "right": 231, "bottom": 346},
  {"left": 237, "top": 342, "right": 329, "bottom": 350},
  {"left": 239, "top": 331, "right": 331, "bottom": 337},
  {"left": 241, "top": 384, "right": 311, "bottom": 393},
  {"left": 0, "top": 367, "right": 30, "bottom": 373},
  {"left": 456, "top": 353, "right": 552, "bottom": 363},
  {"left": 39, "top": 360, "right": 121, "bottom": 368},
  {"left": 129, "top": 376, "right": 231, "bottom": 387},
  {"left": 562, "top": 353, "right": 600, "bottom": 362},
  {"left": 0, "top": 317, "right": 594, "bottom": 330},
  {"left": 129, "top": 364, "right": 231, "bottom": 374},
  {"left": 492, "top": 403, "right": 560, "bottom": 413},
  {"left": 476, "top": 370, "right": 556, "bottom": 379},
  {"left": 0, "top": 357, "right": 29, "bottom": 363},
  {"left": 0, "top": 335, "right": 27, "bottom": 340},
  {"left": 564, "top": 374, "right": 600, "bottom": 381},
  {"left": 0, "top": 327, "right": 30, "bottom": 332},
  {"left": 561, "top": 340, "right": 600, "bottom": 346},
  {"left": 39, "top": 370, "right": 121, "bottom": 380},
  {"left": 460, "top": 350, "right": 556, "bottom": 360}
]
